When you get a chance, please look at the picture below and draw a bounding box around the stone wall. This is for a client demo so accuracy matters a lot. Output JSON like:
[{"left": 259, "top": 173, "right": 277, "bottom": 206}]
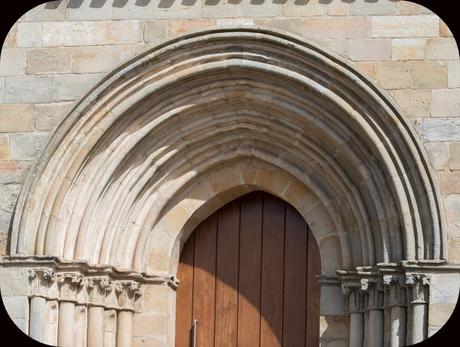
[{"left": 0, "top": 1, "right": 459, "bottom": 346}]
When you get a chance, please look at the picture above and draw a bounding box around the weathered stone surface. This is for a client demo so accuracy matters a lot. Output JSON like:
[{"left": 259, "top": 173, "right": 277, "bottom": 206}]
[
  {"left": 411, "top": 61, "right": 448, "bottom": 89},
  {"left": 423, "top": 142, "right": 450, "bottom": 170},
  {"left": 441, "top": 171, "right": 460, "bottom": 193},
  {"left": 327, "top": 2, "right": 349, "bottom": 16},
  {"left": 67, "top": 0, "right": 112, "bottom": 21},
  {"left": 439, "top": 20, "right": 454, "bottom": 38},
  {"left": 71, "top": 46, "right": 125, "bottom": 73},
  {"left": 143, "top": 21, "right": 168, "bottom": 43},
  {"left": 170, "top": 19, "right": 217, "bottom": 35},
  {"left": 374, "top": 61, "right": 412, "bottom": 89},
  {"left": 395, "top": 1, "right": 433, "bottom": 15},
  {"left": 449, "top": 143, "right": 460, "bottom": 170},
  {"left": 26, "top": 48, "right": 72, "bottom": 74},
  {"left": 16, "top": 22, "right": 41, "bottom": 47},
  {"left": 112, "top": 1, "right": 155, "bottom": 20},
  {"left": 53, "top": 73, "right": 103, "bottom": 101},
  {"left": 24, "top": 1, "right": 66, "bottom": 22},
  {"left": 315, "top": 40, "right": 348, "bottom": 57},
  {"left": 9, "top": 133, "right": 49, "bottom": 161},
  {"left": 349, "top": 0, "right": 395, "bottom": 16},
  {"left": 0, "top": 183, "right": 21, "bottom": 212},
  {"left": 389, "top": 89, "right": 431, "bottom": 118},
  {"left": 4, "top": 76, "right": 53, "bottom": 104},
  {"left": 32, "top": 102, "right": 73, "bottom": 131},
  {"left": 319, "top": 315, "right": 349, "bottom": 339},
  {"left": 417, "top": 119, "right": 460, "bottom": 142},
  {"left": 0, "top": 161, "right": 18, "bottom": 184},
  {"left": 445, "top": 194, "right": 460, "bottom": 224},
  {"left": 0, "top": 49, "right": 27, "bottom": 76},
  {"left": 3, "top": 24, "right": 18, "bottom": 49},
  {"left": 448, "top": 61, "right": 460, "bottom": 88},
  {"left": 426, "top": 38, "right": 460, "bottom": 60},
  {"left": 0, "top": 135, "right": 8, "bottom": 160},
  {"left": 156, "top": 1, "right": 201, "bottom": 19},
  {"left": 106, "top": 21, "right": 143, "bottom": 45},
  {"left": 1, "top": 296, "right": 28, "bottom": 319},
  {"left": 133, "top": 313, "right": 167, "bottom": 337},
  {"left": 432, "top": 89, "right": 460, "bottom": 118},
  {"left": 282, "top": 0, "right": 327, "bottom": 17},
  {"left": 391, "top": 38, "right": 426, "bottom": 60},
  {"left": 216, "top": 18, "right": 254, "bottom": 26},
  {"left": 349, "top": 39, "right": 391, "bottom": 61},
  {"left": 371, "top": 15, "right": 439, "bottom": 38}
]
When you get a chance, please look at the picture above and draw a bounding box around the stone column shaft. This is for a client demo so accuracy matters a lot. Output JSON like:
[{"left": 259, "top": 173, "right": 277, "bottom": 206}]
[
  {"left": 58, "top": 301, "right": 75, "bottom": 347},
  {"left": 116, "top": 310, "right": 133, "bottom": 347},
  {"left": 368, "top": 309, "right": 384, "bottom": 347},
  {"left": 390, "top": 306, "right": 406, "bottom": 347},
  {"left": 29, "top": 296, "right": 47, "bottom": 343},
  {"left": 88, "top": 306, "right": 105, "bottom": 347},
  {"left": 350, "top": 312, "right": 364, "bottom": 347}
]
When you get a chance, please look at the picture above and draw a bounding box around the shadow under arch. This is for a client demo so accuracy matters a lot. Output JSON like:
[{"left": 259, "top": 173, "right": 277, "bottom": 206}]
[{"left": 175, "top": 190, "right": 321, "bottom": 347}]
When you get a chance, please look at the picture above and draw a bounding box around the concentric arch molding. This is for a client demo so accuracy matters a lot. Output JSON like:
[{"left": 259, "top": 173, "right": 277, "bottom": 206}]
[{"left": 9, "top": 26, "right": 446, "bottom": 274}]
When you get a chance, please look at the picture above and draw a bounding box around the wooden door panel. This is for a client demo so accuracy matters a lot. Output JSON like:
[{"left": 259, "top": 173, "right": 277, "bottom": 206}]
[{"left": 176, "top": 191, "right": 320, "bottom": 347}]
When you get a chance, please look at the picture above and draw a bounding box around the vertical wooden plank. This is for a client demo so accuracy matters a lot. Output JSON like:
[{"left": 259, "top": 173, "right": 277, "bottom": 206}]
[
  {"left": 238, "top": 192, "right": 263, "bottom": 347},
  {"left": 215, "top": 200, "right": 240, "bottom": 347},
  {"left": 175, "top": 234, "right": 195, "bottom": 347},
  {"left": 283, "top": 205, "right": 307, "bottom": 347},
  {"left": 306, "top": 227, "right": 321, "bottom": 347},
  {"left": 260, "top": 193, "right": 285, "bottom": 347},
  {"left": 193, "top": 214, "right": 218, "bottom": 347}
]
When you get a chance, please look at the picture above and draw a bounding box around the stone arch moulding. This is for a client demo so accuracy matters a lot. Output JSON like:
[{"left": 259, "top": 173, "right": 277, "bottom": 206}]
[{"left": 1, "top": 27, "right": 457, "bottom": 347}]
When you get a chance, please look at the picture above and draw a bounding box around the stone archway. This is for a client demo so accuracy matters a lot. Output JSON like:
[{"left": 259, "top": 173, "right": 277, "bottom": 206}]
[{"left": 1, "top": 27, "right": 450, "bottom": 347}]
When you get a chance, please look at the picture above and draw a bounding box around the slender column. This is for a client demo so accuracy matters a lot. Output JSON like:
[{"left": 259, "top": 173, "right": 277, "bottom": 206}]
[
  {"left": 406, "top": 274, "right": 430, "bottom": 345},
  {"left": 117, "top": 310, "right": 134, "bottom": 347},
  {"left": 383, "top": 275, "right": 407, "bottom": 347},
  {"left": 87, "top": 278, "right": 112, "bottom": 347},
  {"left": 56, "top": 273, "right": 84, "bottom": 347},
  {"left": 115, "top": 281, "right": 141, "bottom": 347},
  {"left": 29, "top": 296, "right": 47, "bottom": 342},
  {"left": 344, "top": 285, "right": 365, "bottom": 347},
  {"left": 361, "top": 279, "right": 384, "bottom": 347}
]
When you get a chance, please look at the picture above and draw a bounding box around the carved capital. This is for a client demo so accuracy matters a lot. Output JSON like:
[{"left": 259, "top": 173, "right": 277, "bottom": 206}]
[
  {"left": 115, "top": 280, "right": 142, "bottom": 311},
  {"left": 86, "top": 277, "right": 113, "bottom": 307},
  {"left": 405, "top": 274, "right": 430, "bottom": 304},
  {"left": 28, "top": 269, "right": 57, "bottom": 298},
  {"left": 383, "top": 274, "right": 407, "bottom": 307},
  {"left": 56, "top": 273, "right": 84, "bottom": 302},
  {"left": 360, "top": 279, "right": 384, "bottom": 310}
]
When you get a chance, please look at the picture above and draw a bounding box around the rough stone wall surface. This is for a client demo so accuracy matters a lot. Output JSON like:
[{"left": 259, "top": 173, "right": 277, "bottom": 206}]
[{"left": 0, "top": 1, "right": 459, "bottom": 346}]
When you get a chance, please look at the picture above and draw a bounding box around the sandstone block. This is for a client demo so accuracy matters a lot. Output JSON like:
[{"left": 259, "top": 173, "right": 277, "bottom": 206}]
[
  {"left": 238, "top": 1, "right": 282, "bottom": 17},
  {"left": 441, "top": 171, "right": 460, "bottom": 193},
  {"left": 26, "top": 48, "right": 72, "bottom": 74},
  {"left": 106, "top": 21, "right": 143, "bottom": 44},
  {"left": 2, "top": 296, "right": 28, "bottom": 319},
  {"left": 216, "top": 18, "right": 255, "bottom": 26},
  {"left": 42, "top": 21, "right": 106, "bottom": 46},
  {"left": 430, "top": 273, "right": 460, "bottom": 304},
  {"left": 155, "top": 1, "right": 201, "bottom": 19},
  {"left": 133, "top": 313, "right": 167, "bottom": 337},
  {"left": 389, "top": 89, "right": 431, "bottom": 118},
  {"left": 0, "top": 78, "right": 4, "bottom": 103},
  {"left": 328, "top": 2, "right": 349, "bottom": 16},
  {"left": 0, "top": 207, "right": 12, "bottom": 232},
  {"left": 444, "top": 194, "right": 460, "bottom": 224},
  {"left": 0, "top": 135, "right": 8, "bottom": 160},
  {"left": 16, "top": 22, "right": 41, "bottom": 47},
  {"left": 440, "top": 20, "right": 454, "bottom": 37},
  {"left": 395, "top": 1, "right": 433, "bottom": 15},
  {"left": 12, "top": 319, "right": 28, "bottom": 334},
  {"left": 112, "top": 1, "right": 155, "bottom": 20},
  {"left": 0, "top": 49, "right": 27, "bottom": 76},
  {"left": 371, "top": 15, "right": 439, "bottom": 38},
  {"left": 67, "top": 0, "right": 112, "bottom": 21},
  {"left": 315, "top": 40, "right": 348, "bottom": 57},
  {"left": 24, "top": 1, "right": 66, "bottom": 21},
  {"left": 449, "top": 143, "right": 460, "bottom": 170},
  {"left": 423, "top": 142, "right": 450, "bottom": 170},
  {"left": 349, "top": 0, "right": 395, "bottom": 16},
  {"left": 426, "top": 38, "right": 460, "bottom": 60},
  {"left": 349, "top": 39, "right": 391, "bottom": 61},
  {"left": 411, "top": 61, "right": 448, "bottom": 89},
  {"left": 9, "top": 133, "right": 49, "bottom": 161},
  {"left": 448, "top": 61, "right": 460, "bottom": 88},
  {"left": 53, "top": 73, "right": 103, "bottom": 101},
  {"left": 432, "top": 89, "right": 460, "bottom": 118},
  {"left": 143, "top": 21, "right": 168, "bottom": 43},
  {"left": 374, "top": 62, "right": 412, "bottom": 89},
  {"left": 169, "top": 19, "right": 216, "bottom": 36},
  {"left": 33, "top": 102, "right": 73, "bottom": 131},
  {"left": 0, "top": 161, "right": 19, "bottom": 184},
  {"left": 3, "top": 24, "right": 17, "bottom": 49},
  {"left": 391, "top": 38, "right": 426, "bottom": 60},
  {"left": 418, "top": 118, "right": 460, "bottom": 142},
  {"left": 71, "top": 46, "right": 123, "bottom": 73},
  {"left": 133, "top": 337, "right": 167, "bottom": 347},
  {"left": 0, "top": 183, "right": 21, "bottom": 212},
  {"left": 4, "top": 76, "right": 53, "bottom": 104},
  {"left": 282, "top": 0, "right": 326, "bottom": 16}
]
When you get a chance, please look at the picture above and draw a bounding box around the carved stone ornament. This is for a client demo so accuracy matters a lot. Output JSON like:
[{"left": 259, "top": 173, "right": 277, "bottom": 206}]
[
  {"left": 360, "top": 278, "right": 384, "bottom": 310},
  {"left": 383, "top": 274, "right": 407, "bottom": 307},
  {"left": 115, "top": 281, "right": 142, "bottom": 311},
  {"left": 56, "top": 273, "right": 84, "bottom": 302},
  {"left": 87, "top": 277, "right": 113, "bottom": 307},
  {"left": 28, "top": 269, "right": 57, "bottom": 298},
  {"left": 405, "top": 274, "right": 431, "bottom": 304}
]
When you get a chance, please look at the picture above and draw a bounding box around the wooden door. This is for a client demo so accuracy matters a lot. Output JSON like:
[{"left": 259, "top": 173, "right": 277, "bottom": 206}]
[{"left": 175, "top": 191, "right": 321, "bottom": 347}]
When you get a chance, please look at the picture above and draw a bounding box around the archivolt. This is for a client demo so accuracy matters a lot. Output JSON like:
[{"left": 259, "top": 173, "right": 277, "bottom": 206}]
[{"left": 10, "top": 27, "right": 445, "bottom": 274}]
